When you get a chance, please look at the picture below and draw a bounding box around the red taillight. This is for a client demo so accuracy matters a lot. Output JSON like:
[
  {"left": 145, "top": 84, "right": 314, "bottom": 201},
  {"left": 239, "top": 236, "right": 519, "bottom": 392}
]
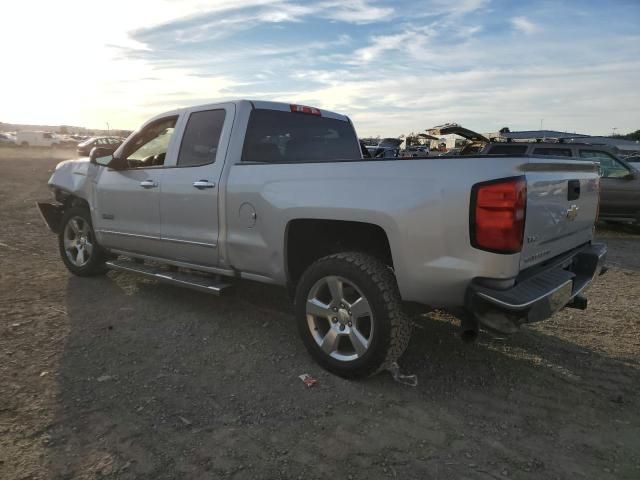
[
  {"left": 290, "top": 104, "right": 321, "bottom": 116},
  {"left": 471, "top": 176, "right": 527, "bottom": 253}
]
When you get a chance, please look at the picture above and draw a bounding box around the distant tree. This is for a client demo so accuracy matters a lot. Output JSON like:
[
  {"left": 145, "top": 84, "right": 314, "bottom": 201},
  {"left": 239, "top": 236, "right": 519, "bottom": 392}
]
[
  {"left": 612, "top": 129, "right": 640, "bottom": 141},
  {"left": 499, "top": 127, "right": 510, "bottom": 134},
  {"left": 58, "top": 125, "right": 69, "bottom": 134}
]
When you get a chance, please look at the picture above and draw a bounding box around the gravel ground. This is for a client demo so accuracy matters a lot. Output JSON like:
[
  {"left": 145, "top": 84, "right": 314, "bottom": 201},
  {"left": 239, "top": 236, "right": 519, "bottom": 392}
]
[{"left": 1, "top": 148, "right": 639, "bottom": 479}]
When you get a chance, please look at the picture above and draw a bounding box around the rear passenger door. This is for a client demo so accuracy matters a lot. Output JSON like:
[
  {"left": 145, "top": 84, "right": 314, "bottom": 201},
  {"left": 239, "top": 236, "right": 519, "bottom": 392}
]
[{"left": 159, "top": 103, "right": 235, "bottom": 266}]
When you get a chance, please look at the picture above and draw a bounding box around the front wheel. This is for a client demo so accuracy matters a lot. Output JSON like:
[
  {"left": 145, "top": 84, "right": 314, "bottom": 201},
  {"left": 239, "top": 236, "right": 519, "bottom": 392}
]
[
  {"left": 58, "top": 206, "right": 108, "bottom": 276},
  {"left": 295, "top": 252, "right": 412, "bottom": 378}
]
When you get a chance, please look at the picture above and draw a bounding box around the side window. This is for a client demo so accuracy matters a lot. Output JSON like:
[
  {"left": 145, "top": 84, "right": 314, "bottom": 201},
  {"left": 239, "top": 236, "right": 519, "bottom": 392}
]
[
  {"left": 177, "top": 109, "right": 226, "bottom": 167},
  {"left": 121, "top": 116, "right": 178, "bottom": 168},
  {"left": 532, "top": 147, "right": 572, "bottom": 157},
  {"left": 579, "top": 150, "right": 629, "bottom": 178}
]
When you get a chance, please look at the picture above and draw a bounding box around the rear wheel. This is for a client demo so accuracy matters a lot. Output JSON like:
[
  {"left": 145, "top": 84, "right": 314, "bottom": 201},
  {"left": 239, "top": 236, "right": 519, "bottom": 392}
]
[
  {"left": 58, "top": 206, "right": 108, "bottom": 276},
  {"left": 295, "top": 252, "right": 411, "bottom": 378}
]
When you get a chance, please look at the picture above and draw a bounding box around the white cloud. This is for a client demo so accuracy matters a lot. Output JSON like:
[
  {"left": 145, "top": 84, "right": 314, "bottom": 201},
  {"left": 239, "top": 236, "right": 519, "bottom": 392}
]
[
  {"left": 423, "top": 0, "right": 489, "bottom": 17},
  {"left": 319, "top": 0, "right": 395, "bottom": 23},
  {"left": 511, "top": 16, "right": 540, "bottom": 35}
]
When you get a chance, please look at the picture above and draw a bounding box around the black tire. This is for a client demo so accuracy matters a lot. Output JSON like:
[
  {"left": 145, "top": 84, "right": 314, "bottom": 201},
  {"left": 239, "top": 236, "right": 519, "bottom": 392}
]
[
  {"left": 58, "top": 206, "right": 108, "bottom": 276},
  {"left": 295, "top": 252, "right": 412, "bottom": 378}
]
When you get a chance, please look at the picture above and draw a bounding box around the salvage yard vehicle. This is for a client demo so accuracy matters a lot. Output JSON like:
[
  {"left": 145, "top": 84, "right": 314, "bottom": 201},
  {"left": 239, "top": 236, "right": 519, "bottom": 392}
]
[
  {"left": 77, "top": 136, "right": 123, "bottom": 156},
  {"left": 484, "top": 142, "right": 640, "bottom": 225},
  {"left": 16, "top": 131, "right": 60, "bottom": 148},
  {"left": 37, "top": 100, "right": 607, "bottom": 378}
]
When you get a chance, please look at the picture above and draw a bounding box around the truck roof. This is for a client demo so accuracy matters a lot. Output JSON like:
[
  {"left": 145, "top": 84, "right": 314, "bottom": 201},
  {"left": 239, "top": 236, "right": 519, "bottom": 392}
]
[{"left": 155, "top": 99, "right": 350, "bottom": 123}]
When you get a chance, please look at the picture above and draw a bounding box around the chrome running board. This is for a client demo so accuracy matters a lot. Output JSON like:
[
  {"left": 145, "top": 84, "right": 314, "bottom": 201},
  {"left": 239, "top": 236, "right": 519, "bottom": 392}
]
[{"left": 105, "top": 259, "right": 233, "bottom": 296}]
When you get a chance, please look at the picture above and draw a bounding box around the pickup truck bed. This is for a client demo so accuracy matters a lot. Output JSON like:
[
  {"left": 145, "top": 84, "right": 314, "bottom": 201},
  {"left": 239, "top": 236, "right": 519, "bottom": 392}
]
[{"left": 37, "top": 99, "right": 606, "bottom": 378}]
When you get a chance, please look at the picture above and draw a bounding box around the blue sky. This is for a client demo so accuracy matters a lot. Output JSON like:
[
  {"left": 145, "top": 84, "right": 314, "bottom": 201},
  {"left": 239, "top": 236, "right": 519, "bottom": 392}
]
[{"left": 2, "top": 0, "right": 639, "bottom": 136}]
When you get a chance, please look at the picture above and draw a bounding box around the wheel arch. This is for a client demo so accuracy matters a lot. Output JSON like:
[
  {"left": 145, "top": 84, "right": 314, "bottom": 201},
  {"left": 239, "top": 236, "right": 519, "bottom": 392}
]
[
  {"left": 39, "top": 190, "right": 90, "bottom": 234},
  {"left": 284, "top": 218, "right": 394, "bottom": 289}
]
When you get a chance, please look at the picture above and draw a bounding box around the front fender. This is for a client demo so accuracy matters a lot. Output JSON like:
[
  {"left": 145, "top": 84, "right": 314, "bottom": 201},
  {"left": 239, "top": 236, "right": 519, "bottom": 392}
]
[{"left": 48, "top": 158, "right": 93, "bottom": 197}]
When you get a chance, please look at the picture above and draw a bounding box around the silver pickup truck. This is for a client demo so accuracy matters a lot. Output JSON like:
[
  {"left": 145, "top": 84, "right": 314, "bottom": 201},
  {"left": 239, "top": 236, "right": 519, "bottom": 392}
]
[{"left": 37, "top": 100, "right": 606, "bottom": 378}]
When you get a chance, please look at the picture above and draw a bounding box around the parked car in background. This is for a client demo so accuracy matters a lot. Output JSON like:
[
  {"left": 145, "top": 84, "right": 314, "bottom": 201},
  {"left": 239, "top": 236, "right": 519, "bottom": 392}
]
[
  {"left": 0, "top": 132, "right": 16, "bottom": 145},
  {"left": 427, "top": 124, "right": 489, "bottom": 155},
  {"left": 37, "top": 99, "right": 606, "bottom": 377},
  {"left": 483, "top": 142, "right": 640, "bottom": 224},
  {"left": 16, "top": 131, "right": 60, "bottom": 148},
  {"left": 624, "top": 155, "right": 640, "bottom": 165},
  {"left": 438, "top": 148, "right": 462, "bottom": 156},
  {"left": 77, "top": 137, "right": 123, "bottom": 156},
  {"left": 402, "top": 145, "right": 430, "bottom": 157},
  {"left": 366, "top": 138, "right": 402, "bottom": 158}
]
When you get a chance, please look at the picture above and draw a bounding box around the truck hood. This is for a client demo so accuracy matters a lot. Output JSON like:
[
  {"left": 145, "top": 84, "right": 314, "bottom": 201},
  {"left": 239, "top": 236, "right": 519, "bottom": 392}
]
[{"left": 49, "top": 158, "right": 92, "bottom": 196}]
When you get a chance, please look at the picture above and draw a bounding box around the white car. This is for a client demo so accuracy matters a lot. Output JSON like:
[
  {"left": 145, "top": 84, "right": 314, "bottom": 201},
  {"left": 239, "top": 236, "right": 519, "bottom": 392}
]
[{"left": 0, "top": 132, "right": 16, "bottom": 144}]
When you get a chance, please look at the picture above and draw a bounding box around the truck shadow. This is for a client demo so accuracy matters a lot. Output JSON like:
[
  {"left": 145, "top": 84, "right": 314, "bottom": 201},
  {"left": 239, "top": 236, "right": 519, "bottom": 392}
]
[{"left": 46, "top": 273, "right": 640, "bottom": 478}]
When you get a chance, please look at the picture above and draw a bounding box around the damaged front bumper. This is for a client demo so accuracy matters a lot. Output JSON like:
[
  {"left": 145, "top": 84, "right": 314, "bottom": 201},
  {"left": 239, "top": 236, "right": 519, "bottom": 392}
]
[
  {"left": 36, "top": 202, "right": 64, "bottom": 233},
  {"left": 466, "top": 243, "right": 607, "bottom": 334}
]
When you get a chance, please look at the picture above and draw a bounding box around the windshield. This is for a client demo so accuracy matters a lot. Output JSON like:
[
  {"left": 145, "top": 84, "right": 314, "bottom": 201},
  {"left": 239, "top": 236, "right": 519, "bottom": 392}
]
[{"left": 241, "top": 109, "right": 361, "bottom": 163}]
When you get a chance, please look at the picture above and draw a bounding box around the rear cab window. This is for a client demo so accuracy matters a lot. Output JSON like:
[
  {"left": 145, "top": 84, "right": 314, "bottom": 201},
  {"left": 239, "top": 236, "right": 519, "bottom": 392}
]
[
  {"left": 532, "top": 147, "right": 572, "bottom": 157},
  {"left": 241, "top": 109, "right": 361, "bottom": 163},
  {"left": 487, "top": 145, "right": 528, "bottom": 155}
]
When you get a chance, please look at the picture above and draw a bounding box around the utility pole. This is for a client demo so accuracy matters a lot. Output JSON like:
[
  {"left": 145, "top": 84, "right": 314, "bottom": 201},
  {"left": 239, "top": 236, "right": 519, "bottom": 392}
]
[
  {"left": 540, "top": 119, "right": 544, "bottom": 130},
  {"left": 106, "top": 122, "right": 110, "bottom": 136},
  {"left": 612, "top": 127, "right": 618, "bottom": 137}
]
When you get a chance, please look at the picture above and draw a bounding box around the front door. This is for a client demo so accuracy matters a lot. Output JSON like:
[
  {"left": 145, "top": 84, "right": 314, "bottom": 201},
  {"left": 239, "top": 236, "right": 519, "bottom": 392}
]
[
  {"left": 93, "top": 115, "right": 179, "bottom": 257},
  {"left": 159, "top": 104, "right": 234, "bottom": 266}
]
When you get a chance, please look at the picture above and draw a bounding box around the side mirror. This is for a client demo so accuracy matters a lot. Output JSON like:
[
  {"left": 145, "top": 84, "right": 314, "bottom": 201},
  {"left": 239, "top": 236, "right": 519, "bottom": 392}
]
[{"left": 89, "top": 147, "right": 114, "bottom": 167}]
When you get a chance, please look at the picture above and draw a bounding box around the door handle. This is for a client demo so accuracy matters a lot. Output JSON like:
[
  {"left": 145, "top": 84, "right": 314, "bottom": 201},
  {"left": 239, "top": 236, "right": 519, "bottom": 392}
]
[
  {"left": 193, "top": 180, "right": 215, "bottom": 189},
  {"left": 139, "top": 180, "right": 158, "bottom": 189}
]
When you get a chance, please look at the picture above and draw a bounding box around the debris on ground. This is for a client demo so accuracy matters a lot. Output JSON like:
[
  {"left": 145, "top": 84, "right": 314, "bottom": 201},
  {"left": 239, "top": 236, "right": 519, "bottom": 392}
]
[
  {"left": 298, "top": 373, "right": 318, "bottom": 388},
  {"left": 388, "top": 362, "right": 418, "bottom": 387}
]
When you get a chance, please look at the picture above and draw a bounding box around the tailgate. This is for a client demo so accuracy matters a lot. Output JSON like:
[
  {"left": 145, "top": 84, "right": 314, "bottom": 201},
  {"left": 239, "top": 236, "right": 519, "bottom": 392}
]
[{"left": 520, "top": 158, "right": 600, "bottom": 269}]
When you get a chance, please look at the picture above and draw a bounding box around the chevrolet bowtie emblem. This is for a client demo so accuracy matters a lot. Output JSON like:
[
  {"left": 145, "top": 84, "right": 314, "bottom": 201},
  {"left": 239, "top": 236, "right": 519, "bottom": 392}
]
[{"left": 566, "top": 204, "right": 579, "bottom": 221}]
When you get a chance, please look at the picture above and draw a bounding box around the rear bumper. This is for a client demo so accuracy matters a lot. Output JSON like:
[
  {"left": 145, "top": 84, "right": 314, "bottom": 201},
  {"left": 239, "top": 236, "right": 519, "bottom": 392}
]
[{"left": 466, "top": 243, "right": 607, "bottom": 333}]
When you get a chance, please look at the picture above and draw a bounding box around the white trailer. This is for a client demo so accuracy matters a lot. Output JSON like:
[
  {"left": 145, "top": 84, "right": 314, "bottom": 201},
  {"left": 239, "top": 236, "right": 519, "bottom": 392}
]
[{"left": 15, "top": 131, "right": 60, "bottom": 148}]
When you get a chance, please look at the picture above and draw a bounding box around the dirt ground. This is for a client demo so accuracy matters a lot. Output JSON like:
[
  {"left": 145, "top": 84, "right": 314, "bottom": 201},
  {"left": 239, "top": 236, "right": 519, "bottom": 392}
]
[{"left": 1, "top": 147, "right": 639, "bottom": 480}]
